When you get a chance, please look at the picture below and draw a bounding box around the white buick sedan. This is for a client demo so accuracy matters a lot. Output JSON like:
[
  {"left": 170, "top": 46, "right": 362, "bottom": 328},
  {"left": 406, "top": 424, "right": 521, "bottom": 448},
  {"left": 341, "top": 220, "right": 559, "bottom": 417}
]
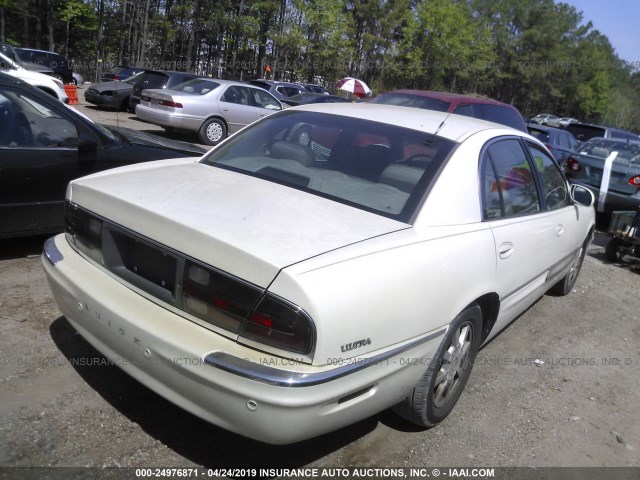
[{"left": 43, "top": 104, "right": 595, "bottom": 444}]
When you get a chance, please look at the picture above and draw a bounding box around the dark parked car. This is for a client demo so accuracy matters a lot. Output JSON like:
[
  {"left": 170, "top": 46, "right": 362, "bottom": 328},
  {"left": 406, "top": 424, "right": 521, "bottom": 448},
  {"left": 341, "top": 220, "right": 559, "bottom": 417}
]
[
  {"left": 249, "top": 79, "right": 308, "bottom": 100},
  {"left": 301, "top": 83, "right": 330, "bottom": 94},
  {"left": 0, "top": 73, "right": 206, "bottom": 238},
  {"left": 527, "top": 125, "right": 579, "bottom": 162},
  {"left": 101, "top": 65, "right": 147, "bottom": 82},
  {"left": 370, "top": 89, "right": 527, "bottom": 132},
  {"left": 85, "top": 71, "right": 146, "bottom": 112},
  {"left": 281, "top": 93, "right": 350, "bottom": 107},
  {"left": 564, "top": 137, "right": 640, "bottom": 214},
  {"left": 130, "top": 70, "right": 202, "bottom": 112},
  {"left": 13, "top": 47, "right": 73, "bottom": 84},
  {"left": 565, "top": 122, "right": 639, "bottom": 144}
]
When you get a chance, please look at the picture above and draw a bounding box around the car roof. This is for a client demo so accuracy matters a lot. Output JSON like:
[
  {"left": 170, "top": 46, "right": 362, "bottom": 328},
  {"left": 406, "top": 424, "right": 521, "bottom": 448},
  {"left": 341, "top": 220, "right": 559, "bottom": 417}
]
[{"left": 292, "top": 102, "right": 526, "bottom": 143}]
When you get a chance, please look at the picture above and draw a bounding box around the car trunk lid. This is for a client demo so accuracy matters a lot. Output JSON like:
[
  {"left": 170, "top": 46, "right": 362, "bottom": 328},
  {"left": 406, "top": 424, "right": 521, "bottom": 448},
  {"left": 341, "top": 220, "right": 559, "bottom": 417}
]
[{"left": 68, "top": 158, "right": 410, "bottom": 288}]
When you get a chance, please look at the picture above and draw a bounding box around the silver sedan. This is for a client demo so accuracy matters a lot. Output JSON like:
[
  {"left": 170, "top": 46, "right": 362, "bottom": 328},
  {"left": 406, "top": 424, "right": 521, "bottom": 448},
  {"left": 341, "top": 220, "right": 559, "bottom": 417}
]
[{"left": 135, "top": 78, "right": 283, "bottom": 145}]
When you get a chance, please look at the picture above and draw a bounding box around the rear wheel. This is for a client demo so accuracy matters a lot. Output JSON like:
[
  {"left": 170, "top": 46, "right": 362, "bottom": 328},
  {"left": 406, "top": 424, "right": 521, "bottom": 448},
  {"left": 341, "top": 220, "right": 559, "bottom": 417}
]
[
  {"left": 393, "top": 303, "right": 482, "bottom": 427},
  {"left": 199, "top": 118, "right": 226, "bottom": 145},
  {"left": 550, "top": 240, "right": 587, "bottom": 295}
]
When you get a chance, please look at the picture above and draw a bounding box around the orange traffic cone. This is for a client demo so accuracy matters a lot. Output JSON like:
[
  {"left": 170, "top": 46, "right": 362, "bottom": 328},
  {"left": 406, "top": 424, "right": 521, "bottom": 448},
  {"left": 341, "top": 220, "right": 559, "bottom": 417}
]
[{"left": 64, "top": 85, "right": 79, "bottom": 105}]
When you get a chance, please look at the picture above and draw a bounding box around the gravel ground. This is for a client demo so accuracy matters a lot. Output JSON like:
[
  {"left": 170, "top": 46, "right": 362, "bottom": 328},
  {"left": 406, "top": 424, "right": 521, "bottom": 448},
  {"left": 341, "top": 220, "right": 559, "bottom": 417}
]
[{"left": 0, "top": 95, "right": 639, "bottom": 477}]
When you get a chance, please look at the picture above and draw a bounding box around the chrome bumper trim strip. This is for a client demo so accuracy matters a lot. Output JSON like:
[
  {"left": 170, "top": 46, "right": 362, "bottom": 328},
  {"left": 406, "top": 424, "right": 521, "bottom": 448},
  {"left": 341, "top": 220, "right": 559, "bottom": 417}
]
[{"left": 203, "top": 327, "right": 446, "bottom": 387}]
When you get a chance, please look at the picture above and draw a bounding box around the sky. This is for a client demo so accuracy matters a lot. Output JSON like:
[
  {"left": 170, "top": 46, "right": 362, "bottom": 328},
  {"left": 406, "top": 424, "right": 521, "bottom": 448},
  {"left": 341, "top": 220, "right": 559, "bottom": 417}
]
[{"left": 562, "top": 0, "right": 640, "bottom": 64}]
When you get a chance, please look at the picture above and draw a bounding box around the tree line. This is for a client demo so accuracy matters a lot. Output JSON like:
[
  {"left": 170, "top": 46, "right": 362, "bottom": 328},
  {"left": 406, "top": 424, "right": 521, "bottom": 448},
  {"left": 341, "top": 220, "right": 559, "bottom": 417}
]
[{"left": 2, "top": 0, "right": 640, "bottom": 131}]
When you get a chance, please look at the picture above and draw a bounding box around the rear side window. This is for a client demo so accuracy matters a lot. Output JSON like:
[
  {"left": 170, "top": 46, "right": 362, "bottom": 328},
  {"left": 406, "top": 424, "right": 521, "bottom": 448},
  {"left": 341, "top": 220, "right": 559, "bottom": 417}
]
[{"left": 481, "top": 139, "right": 541, "bottom": 219}]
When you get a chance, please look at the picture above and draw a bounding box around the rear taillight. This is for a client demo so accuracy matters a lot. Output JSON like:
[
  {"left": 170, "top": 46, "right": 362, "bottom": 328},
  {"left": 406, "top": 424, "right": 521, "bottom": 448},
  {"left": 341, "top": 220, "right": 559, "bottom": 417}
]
[
  {"left": 65, "top": 201, "right": 103, "bottom": 264},
  {"left": 565, "top": 157, "right": 581, "bottom": 175},
  {"left": 630, "top": 175, "right": 640, "bottom": 186},
  {"left": 159, "top": 100, "right": 183, "bottom": 108},
  {"left": 241, "top": 295, "right": 315, "bottom": 355},
  {"left": 181, "top": 262, "right": 315, "bottom": 356},
  {"left": 182, "top": 261, "right": 262, "bottom": 332}
]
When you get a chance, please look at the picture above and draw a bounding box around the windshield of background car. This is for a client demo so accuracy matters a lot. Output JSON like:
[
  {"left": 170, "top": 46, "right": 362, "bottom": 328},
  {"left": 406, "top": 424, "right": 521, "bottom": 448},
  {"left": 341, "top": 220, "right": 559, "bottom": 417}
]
[
  {"left": 578, "top": 139, "right": 640, "bottom": 163},
  {"left": 124, "top": 71, "right": 146, "bottom": 84},
  {"left": 527, "top": 128, "right": 550, "bottom": 143},
  {"left": 565, "top": 124, "right": 605, "bottom": 143},
  {"left": 370, "top": 93, "right": 450, "bottom": 112},
  {"left": 171, "top": 78, "right": 220, "bottom": 95},
  {"left": 200, "top": 110, "right": 455, "bottom": 222},
  {"left": 135, "top": 72, "right": 169, "bottom": 89}
]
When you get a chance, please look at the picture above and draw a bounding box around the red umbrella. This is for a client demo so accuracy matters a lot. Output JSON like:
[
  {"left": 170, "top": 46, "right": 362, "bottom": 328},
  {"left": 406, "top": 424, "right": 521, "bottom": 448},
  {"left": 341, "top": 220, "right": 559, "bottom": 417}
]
[{"left": 335, "top": 77, "right": 371, "bottom": 98}]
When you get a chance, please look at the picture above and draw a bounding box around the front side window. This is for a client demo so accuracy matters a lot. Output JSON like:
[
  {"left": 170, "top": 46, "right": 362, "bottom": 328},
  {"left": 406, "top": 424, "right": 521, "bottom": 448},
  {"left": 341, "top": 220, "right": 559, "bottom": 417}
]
[
  {"left": 527, "top": 145, "right": 570, "bottom": 211},
  {"left": 200, "top": 110, "right": 455, "bottom": 222},
  {"left": 481, "top": 139, "right": 540, "bottom": 219}
]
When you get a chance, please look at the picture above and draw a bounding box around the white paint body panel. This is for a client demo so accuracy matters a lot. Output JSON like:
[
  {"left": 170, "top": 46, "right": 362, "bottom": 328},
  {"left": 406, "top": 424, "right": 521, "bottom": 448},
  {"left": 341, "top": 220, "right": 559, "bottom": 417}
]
[{"left": 44, "top": 104, "right": 596, "bottom": 443}]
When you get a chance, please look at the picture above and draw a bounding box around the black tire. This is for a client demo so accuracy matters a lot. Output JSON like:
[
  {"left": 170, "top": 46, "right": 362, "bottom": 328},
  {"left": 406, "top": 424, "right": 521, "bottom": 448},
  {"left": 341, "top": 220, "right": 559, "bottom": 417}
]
[
  {"left": 393, "top": 303, "right": 482, "bottom": 427},
  {"left": 120, "top": 97, "right": 130, "bottom": 112},
  {"left": 549, "top": 240, "right": 588, "bottom": 295},
  {"left": 198, "top": 118, "right": 226, "bottom": 146},
  {"left": 605, "top": 237, "right": 621, "bottom": 262}
]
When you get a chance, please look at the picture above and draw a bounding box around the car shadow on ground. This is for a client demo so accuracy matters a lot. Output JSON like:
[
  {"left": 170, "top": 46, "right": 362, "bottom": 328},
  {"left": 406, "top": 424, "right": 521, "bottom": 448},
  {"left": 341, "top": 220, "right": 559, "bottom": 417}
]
[
  {"left": 49, "top": 316, "right": 379, "bottom": 468},
  {"left": 0, "top": 235, "right": 50, "bottom": 261}
]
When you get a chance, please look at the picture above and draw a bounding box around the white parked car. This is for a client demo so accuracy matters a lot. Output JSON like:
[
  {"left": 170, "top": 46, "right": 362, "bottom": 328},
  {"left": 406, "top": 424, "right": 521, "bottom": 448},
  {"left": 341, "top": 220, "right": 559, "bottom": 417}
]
[
  {"left": 0, "top": 51, "right": 68, "bottom": 103},
  {"left": 42, "top": 104, "right": 595, "bottom": 444},
  {"left": 136, "top": 78, "right": 282, "bottom": 145}
]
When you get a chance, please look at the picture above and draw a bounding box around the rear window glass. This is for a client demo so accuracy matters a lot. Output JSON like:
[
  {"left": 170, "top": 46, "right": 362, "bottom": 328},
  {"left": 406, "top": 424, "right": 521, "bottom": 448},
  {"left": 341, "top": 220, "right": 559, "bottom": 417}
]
[
  {"left": 466, "top": 104, "right": 525, "bottom": 131},
  {"left": 527, "top": 128, "right": 550, "bottom": 143},
  {"left": 136, "top": 72, "right": 170, "bottom": 90},
  {"left": 371, "top": 93, "right": 450, "bottom": 112},
  {"left": 565, "top": 124, "right": 606, "bottom": 143},
  {"left": 578, "top": 139, "right": 640, "bottom": 163},
  {"left": 172, "top": 79, "right": 220, "bottom": 95},
  {"left": 200, "top": 110, "right": 455, "bottom": 222}
]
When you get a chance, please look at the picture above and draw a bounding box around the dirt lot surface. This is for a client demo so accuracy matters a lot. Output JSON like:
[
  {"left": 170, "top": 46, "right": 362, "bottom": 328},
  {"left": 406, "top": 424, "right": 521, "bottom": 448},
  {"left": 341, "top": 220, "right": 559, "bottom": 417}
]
[{"left": 1, "top": 95, "right": 640, "bottom": 477}]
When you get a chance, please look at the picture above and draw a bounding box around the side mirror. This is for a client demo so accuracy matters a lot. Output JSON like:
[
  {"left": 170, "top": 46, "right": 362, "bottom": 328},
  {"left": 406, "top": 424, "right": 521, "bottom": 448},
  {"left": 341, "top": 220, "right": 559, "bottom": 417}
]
[{"left": 570, "top": 183, "right": 595, "bottom": 207}]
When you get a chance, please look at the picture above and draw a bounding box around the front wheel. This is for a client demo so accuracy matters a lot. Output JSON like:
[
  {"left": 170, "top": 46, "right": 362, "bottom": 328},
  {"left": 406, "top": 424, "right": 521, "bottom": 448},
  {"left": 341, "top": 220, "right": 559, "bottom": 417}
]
[
  {"left": 199, "top": 118, "right": 226, "bottom": 146},
  {"left": 393, "top": 303, "right": 482, "bottom": 427}
]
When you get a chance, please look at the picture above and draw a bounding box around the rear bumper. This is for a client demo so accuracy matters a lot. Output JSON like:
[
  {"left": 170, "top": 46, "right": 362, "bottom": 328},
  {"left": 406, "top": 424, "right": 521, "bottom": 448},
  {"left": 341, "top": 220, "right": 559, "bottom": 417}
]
[
  {"left": 42, "top": 233, "right": 444, "bottom": 444},
  {"left": 136, "top": 105, "right": 200, "bottom": 131}
]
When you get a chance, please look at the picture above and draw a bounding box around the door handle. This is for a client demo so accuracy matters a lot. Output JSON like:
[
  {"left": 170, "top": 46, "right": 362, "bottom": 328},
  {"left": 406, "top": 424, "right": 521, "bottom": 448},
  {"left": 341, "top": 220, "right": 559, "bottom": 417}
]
[
  {"left": 498, "top": 242, "right": 514, "bottom": 259},
  {"left": 556, "top": 224, "right": 564, "bottom": 237}
]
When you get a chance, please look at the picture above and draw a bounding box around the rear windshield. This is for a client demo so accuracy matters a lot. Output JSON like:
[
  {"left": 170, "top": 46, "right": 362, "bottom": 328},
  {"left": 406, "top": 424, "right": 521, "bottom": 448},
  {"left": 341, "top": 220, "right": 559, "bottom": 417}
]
[
  {"left": 565, "top": 124, "right": 606, "bottom": 143},
  {"left": 371, "top": 93, "right": 450, "bottom": 112},
  {"left": 172, "top": 79, "right": 220, "bottom": 95},
  {"left": 527, "top": 128, "right": 550, "bottom": 143},
  {"left": 578, "top": 138, "right": 640, "bottom": 163},
  {"left": 200, "top": 110, "right": 455, "bottom": 222},
  {"left": 135, "top": 72, "right": 170, "bottom": 90},
  {"left": 457, "top": 103, "right": 526, "bottom": 131}
]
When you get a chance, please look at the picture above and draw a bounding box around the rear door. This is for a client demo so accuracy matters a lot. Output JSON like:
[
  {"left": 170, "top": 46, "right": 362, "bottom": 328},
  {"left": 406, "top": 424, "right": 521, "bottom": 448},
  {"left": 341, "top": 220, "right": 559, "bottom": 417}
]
[
  {"left": 480, "top": 138, "right": 560, "bottom": 331},
  {"left": 218, "top": 85, "right": 259, "bottom": 133}
]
